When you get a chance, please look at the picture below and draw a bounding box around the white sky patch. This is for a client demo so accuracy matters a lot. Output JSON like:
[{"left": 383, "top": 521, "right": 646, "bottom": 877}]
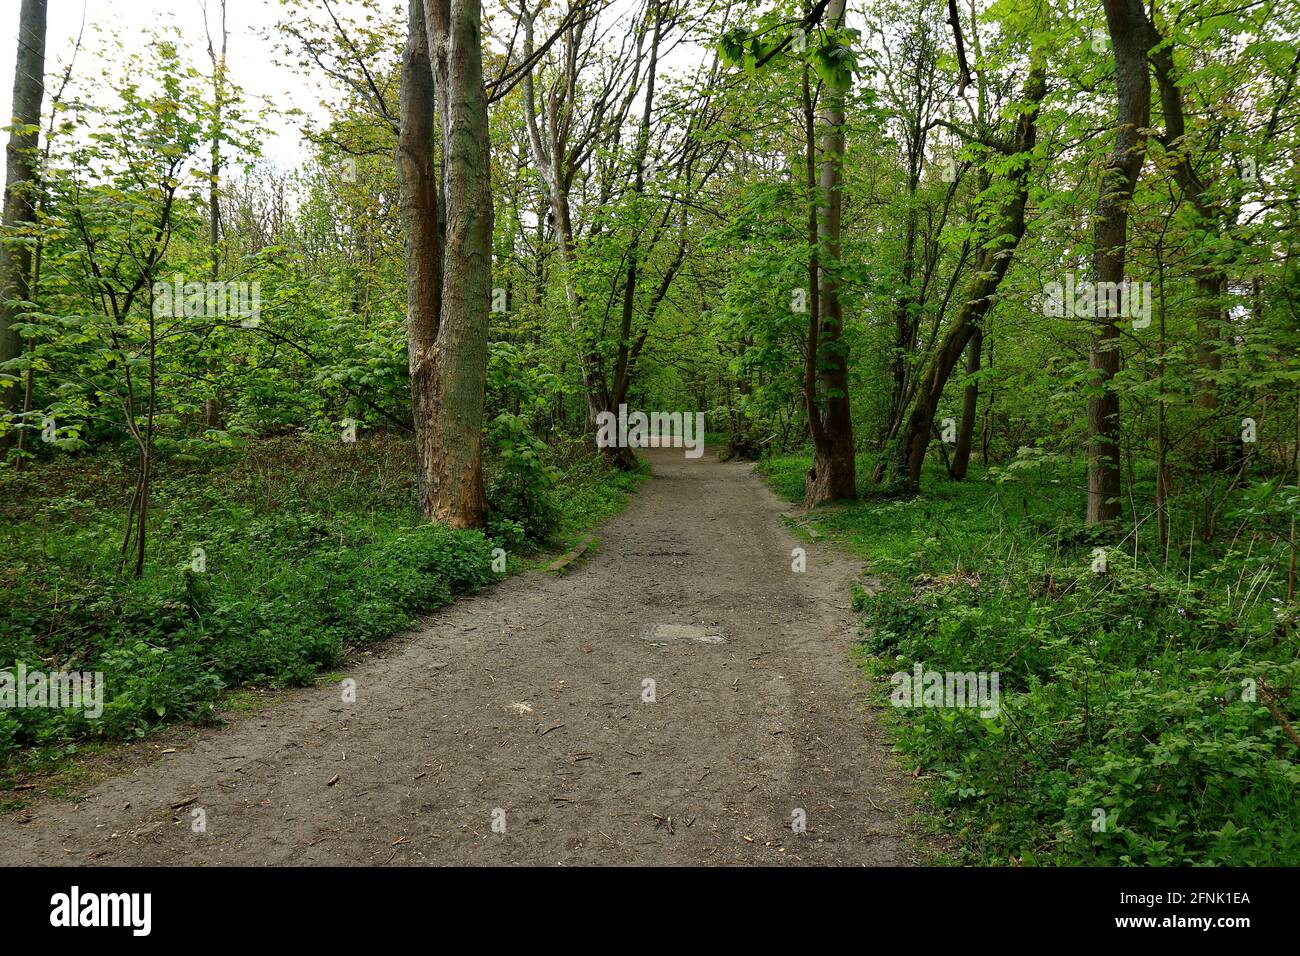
[
  {"left": 0, "top": 0, "right": 799, "bottom": 175},
  {"left": 0, "top": 0, "right": 342, "bottom": 169}
]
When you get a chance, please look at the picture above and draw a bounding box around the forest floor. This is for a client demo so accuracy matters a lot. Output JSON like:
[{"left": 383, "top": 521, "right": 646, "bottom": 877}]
[{"left": 0, "top": 447, "right": 920, "bottom": 865}]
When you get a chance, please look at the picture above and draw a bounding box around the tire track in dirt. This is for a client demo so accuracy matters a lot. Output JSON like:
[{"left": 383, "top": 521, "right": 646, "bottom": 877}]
[{"left": 0, "top": 448, "right": 918, "bottom": 865}]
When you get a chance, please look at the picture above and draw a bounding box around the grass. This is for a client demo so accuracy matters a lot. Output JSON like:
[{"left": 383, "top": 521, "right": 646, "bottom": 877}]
[
  {"left": 761, "top": 451, "right": 1300, "bottom": 866},
  {"left": 550, "top": 452, "right": 648, "bottom": 543},
  {"left": 0, "top": 434, "right": 641, "bottom": 776}
]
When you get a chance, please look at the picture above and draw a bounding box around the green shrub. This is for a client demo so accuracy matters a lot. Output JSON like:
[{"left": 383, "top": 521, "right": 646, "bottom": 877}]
[
  {"left": 0, "top": 437, "right": 635, "bottom": 767},
  {"left": 763, "top": 453, "right": 1300, "bottom": 866}
]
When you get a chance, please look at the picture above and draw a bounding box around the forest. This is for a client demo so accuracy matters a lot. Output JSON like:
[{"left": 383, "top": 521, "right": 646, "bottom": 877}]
[{"left": 0, "top": 0, "right": 1298, "bottom": 869}]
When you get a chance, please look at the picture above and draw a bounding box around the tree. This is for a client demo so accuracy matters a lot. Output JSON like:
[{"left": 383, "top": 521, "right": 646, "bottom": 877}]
[
  {"left": 517, "top": 1, "right": 608, "bottom": 425},
  {"left": 517, "top": 0, "right": 648, "bottom": 458},
  {"left": 399, "top": 0, "right": 442, "bottom": 520},
  {"left": 891, "top": 59, "right": 1046, "bottom": 492},
  {"left": 803, "top": 0, "right": 857, "bottom": 505},
  {"left": 202, "top": 0, "right": 229, "bottom": 430},
  {"left": 1085, "top": 0, "right": 1153, "bottom": 526},
  {"left": 0, "top": 0, "right": 47, "bottom": 456},
  {"left": 398, "top": 0, "right": 495, "bottom": 528}
]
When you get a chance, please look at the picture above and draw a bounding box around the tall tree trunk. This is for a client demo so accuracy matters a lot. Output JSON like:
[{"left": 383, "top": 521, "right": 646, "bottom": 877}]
[
  {"left": 1149, "top": 28, "right": 1230, "bottom": 469},
  {"left": 398, "top": 0, "right": 443, "bottom": 520},
  {"left": 1190, "top": 272, "right": 1225, "bottom": 468},
  {"left": 893, "top": 64, "right": 1045, "bottom": 492},
  {"left": 803, "top": 0, "right": 856, "bottom": 506},
  {"left": 204, "top": 0, "right": 227, "bottom": 431},
  {"left": 1086, "top": 0, "right": 1152, "bottom": 526},
  {"left": 800, "top": 60, "right": 822, "bottom": 464},
  {"left": 981, "top": 328, "right": 993, "bottom": 465},
  {"left": 0, "top": 0, "right": 47, "bottom": 456},
  {"left": 13, "top": 7, "right": 78, "bottom": 470},
  {"left": 877, "top": 23, "right": 936, "bottom": 471},
  {"left": 422, "top": 0, "right": 493, "bottom": 527},
  {"left": 1155, "top": 254, "right": 1170, "bottom": 553},
  {"left": 949, "top": 327, "right": 980, "bottom": 479}
]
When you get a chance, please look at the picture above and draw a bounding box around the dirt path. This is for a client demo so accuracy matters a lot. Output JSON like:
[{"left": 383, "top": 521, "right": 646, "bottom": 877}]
[{"left": 1, "top": 448, "right": 917, "bottom": 866}]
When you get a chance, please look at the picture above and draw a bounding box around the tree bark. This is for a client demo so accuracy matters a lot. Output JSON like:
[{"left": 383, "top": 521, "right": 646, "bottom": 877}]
[
  {"left": 204, "top": 0, "right": 227, "bottom": 431},
  {"left": 1086, "top": 0, "right": 1153, "bottom": 526},
  {"left": 877, "top": 23, "right": 936, "bottom": 473},
  {"left": 949, "top": 327, "right": 980, "bottom": 479},
  {"left": 804, "top": 0, "right": 856, "bottom": 506},
  {"left": 1149, "top": 26, "right": 1229, "bottom": 468},
  {"left": 0, "top": 0, "right": 47, "bottom": 455},
  {"left": 421, "top": 0, "right": 493, "bottom": 527},
  {"left": 398, "top": 0, "right": 443, "bottom": 520}
]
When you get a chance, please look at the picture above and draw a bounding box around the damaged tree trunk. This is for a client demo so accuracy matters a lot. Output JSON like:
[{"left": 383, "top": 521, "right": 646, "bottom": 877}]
[
  {"left": 423, "top": 0, "right": 493, "bottom": 526},
  {"left": 398, "top": 0, "right": 443, "bottom": 520},
  {"left": 399, "top": 0, "right": 493, "bottom": 528}
]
